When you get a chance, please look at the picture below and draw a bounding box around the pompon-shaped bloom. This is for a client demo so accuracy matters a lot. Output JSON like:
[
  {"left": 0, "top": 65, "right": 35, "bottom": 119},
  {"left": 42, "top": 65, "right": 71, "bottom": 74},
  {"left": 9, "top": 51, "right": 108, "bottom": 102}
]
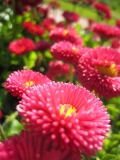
[
  {"left": 116, "top": 19, "right": 120, "bottom": 28},
  {"left": 41, "top": 18, "right": 56, "bottom": 31},
  {"left": 46, "top": 61, "right": 75, "bottom": 80},
  {"left": 8, "top": 38, "right": 35, "bottom": 55},
  {"left": 17, "top": 82, "right": 110, "bottom": 157},
  {"left": 111, "top": 39, "right": 120, "bottom": 53},
  {"left": 50, "top": 41, "right": 89, "bottom": 65},
  {"left": 93, "top": 2, "right": 111, "bottom": 20},
  {"left": 62, "top": 11, "right": 80, "bottom": 23},
  {"left": 49, "top": 27, "right": 83, "bottom": 45},
  {"left": 4, "top": 70, "right": 51, "bottom": 98},
  {"left": 37, "top": 6, "right": 49, "bottom": 18},
  {"left": 91, "top": 23, "right": 120, "bottom": 39},
  {"left": 49, "top": 0, "right": 60, "bottom": 8},
  {"left": 0, "top": 130, "right": 81, "bottom": 160},
  {"left": 77, "top": 47, "right": 120, "bottom": 99},
  {"left": 22, "top": 21, "right": 44, "bottom": 36},
  {"left": 34, "top": 40, "right": 51, "bottom": 52}
]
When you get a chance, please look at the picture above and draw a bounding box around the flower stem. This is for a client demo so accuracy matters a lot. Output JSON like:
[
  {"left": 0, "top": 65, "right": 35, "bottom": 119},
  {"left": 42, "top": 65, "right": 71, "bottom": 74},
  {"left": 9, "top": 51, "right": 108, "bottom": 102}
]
[{"left": 0, "top": 124, "right": 6, "bottom": 142}]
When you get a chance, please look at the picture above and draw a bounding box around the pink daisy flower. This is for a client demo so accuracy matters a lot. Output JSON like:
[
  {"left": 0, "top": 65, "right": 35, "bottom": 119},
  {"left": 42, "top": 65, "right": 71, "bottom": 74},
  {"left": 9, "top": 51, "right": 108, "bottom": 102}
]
[
  {"left": 4, "top": 70, "right": 51, "bottom": 98},
  {"left": 63, "top": 11, "right": 80, "bottom": 23},
  {"left": 111, "top": 39, "right": 120, "bottom": 53},
  {"left": 17, "top": 82, "right": 110, "bottom": 157},
  {"left": 37, "top": 6, "right": 49, "bottom": 18},
  {"left": 93, "top": 2, "right": 111, "bottom": 20},
  {"left": 116, "top": 19, "right": 120, "bottom": 28},
  {"left": 50, "top": 41, "right": 90, "bottom": 65},
  {"left": 91, "top": 23, "right": 120, "bottom": 39},
  {"left": 34, "top": 40, "right": 51, "bottom": 52},
  {"left": 0, "top": 130, "right": 81, "bottom": 160},
  {"left": 49, "top": 27, "right": 83, "bottom": 45},
  {"left": 8, "top": 38, "right": 35, "bottom": 55},
  {"left": 41, "top": 18, "right": 56, "bottom": 31},
  {"left": 49, "top": 0, "right": 60, "bottom": 8},
  {"left": 77, "top": 47, "right": 120, "bottom": 99},
  {"left": 46, "top": 61, "right": 76, "bottom": 80},
  {"left": 23, "top": 21, "right": 44, "bottom": 36}
]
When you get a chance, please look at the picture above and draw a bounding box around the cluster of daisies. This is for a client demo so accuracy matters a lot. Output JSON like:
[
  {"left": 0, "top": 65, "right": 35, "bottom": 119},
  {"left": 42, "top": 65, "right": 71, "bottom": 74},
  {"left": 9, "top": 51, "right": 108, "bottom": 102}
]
[
  {"left": 1, "top": 0, "right": 120, "bottom": 159},
  {"left": 8, "top": 22, "right": 120, "bottom": 99},
  {"left": 1, "top": 69, "right": 110, "bottom": 159}
]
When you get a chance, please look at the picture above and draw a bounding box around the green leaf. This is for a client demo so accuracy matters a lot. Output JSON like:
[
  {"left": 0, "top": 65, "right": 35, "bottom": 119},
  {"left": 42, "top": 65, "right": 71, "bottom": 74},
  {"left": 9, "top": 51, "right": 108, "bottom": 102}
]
[
  {"left": 2, "top": 112, "right": 23, "bottom": 138},
  {"left": 101, "top": 154, "right": 119, "bottom": 160}
]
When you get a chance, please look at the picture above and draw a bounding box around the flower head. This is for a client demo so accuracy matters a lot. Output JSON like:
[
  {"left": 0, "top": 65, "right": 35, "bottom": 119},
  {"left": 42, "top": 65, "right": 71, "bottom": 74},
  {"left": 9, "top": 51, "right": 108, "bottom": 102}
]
[
  {"left": 49, "top": 27, "right": 83, "bottom": 45},
  {"left": 116, "top": 19, "right": 120, "bottom": 28},
  {"left": 93, "top": 2, "right": 111, "bottom": 20},
  {"left": 111, "top": 39, "right": 120, "bottom": 53},
  {"left": 8, "top": 38, "right": 35, "bottom": 55},
  {"left": 49, "top": 0, "right": 60, "bottom": 8},
  {"left": 50, "top": 41, "right": 89, "bottom": 65},
  {"left": 34, "top": 40, "right": 51, "bottom": 52},
  {"left": 4, "top": 70, "right": 51, "bottom": 98},
  {"left": 6, "top": 0, "right": 31, "bottom": 14},
  {"left": 91, "top": 23, "right": 120, "bottom": 39},
  {"left": 17, "top": 82, "right": 110, "bottom": 157},
  {"left": 77, "top": 47, "right": 120, "bottom": 99},
  {"left": 23, "top": 21, "right": 44, "bottom": 36},
  {"left": 37, "top": 6, "right": 49, "bottom": 18},
  {"left": 41, "top": 18, "right": 56, "bottom": 31},
  {"left": 0, "top": 130, "right": 81, "bottom": 160},
  {"left": 63, "top": 11, "right": 80, "bottom": 23},
  {"left": 46, "top": 61, "right": 76, "bottom": 80}
]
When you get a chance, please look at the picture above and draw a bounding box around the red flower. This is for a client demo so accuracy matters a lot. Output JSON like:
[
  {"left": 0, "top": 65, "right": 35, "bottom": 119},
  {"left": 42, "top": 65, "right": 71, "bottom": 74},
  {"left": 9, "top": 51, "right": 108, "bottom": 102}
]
[
  {"left": 7, "top": 0, "right": 31, "bottom": 14},
  {"left": 0, "top": 110, "right": 2, "bottom": 118},
  {"left": 37, "top": 6, "right": 49, "bottom": 18},
  {"left": 8, "top": 38, "right": 35, "bottom": 55},
  {"left": 23, "top": 0, "right": 43, "bottom": 6},
  {"left": 93, "top": 2, "right": 111, "bottom": 20},
  {"left": 91, "top": 23, "right": 120, "bottom": 39},
  {"left": 116, "top": 19, "right": 120, "bottom": 28},
  {"left": 46, "top": 61, "right": 76, "bottom": 80},
  {"left": 50, "top": 41, "right": 89, "bottom": 65},
  {"left": 34, "top": 41, "right": 51, "bottom": 52},
  {"left": 4, "top": 70, "right": 51, "bottom": 98},
  {"left": 111, "top": 39, "right": 120, "bottom": 53},
  {"left": 63, "top": 11, "right": 80, "bottom": 23},
  {"left": 0, "top": 130, "right": 81, "bottom": 160},
  {"left": 77, "top": 47, "right": 120, "bottom": 99},
  {"left": 50, "top": 27, "right": 83, "bottom": 45},
  {"left": 41, "top": 18, "right": 56, "bottom": 31},
  {"left": 49, "top": 0, "right": 60, "bottom": 8},
  {"left": 23, "top": 21, "right": 44, "bottom": 36},
  {"left": 17, "top": 82, "right": 110, "bottom": 157}
]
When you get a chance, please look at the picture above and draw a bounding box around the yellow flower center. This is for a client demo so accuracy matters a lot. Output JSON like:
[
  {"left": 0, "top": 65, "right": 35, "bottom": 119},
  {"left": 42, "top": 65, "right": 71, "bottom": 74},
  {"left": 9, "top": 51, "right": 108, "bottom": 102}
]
[
  {"left": 96, "top": 63, "right": 118, "bottom": 77},
  {"left": 60, "top": 104, "right": 76, "bottom": 117},
  {"left": 63, "top": 29, "right": 68, "bottom": 35},
  {"left": 25, "top": 81, "right": 34, "bottom": 88},
  {"left": 72, "top": 46, "right": 78, "bottom": 52}
]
